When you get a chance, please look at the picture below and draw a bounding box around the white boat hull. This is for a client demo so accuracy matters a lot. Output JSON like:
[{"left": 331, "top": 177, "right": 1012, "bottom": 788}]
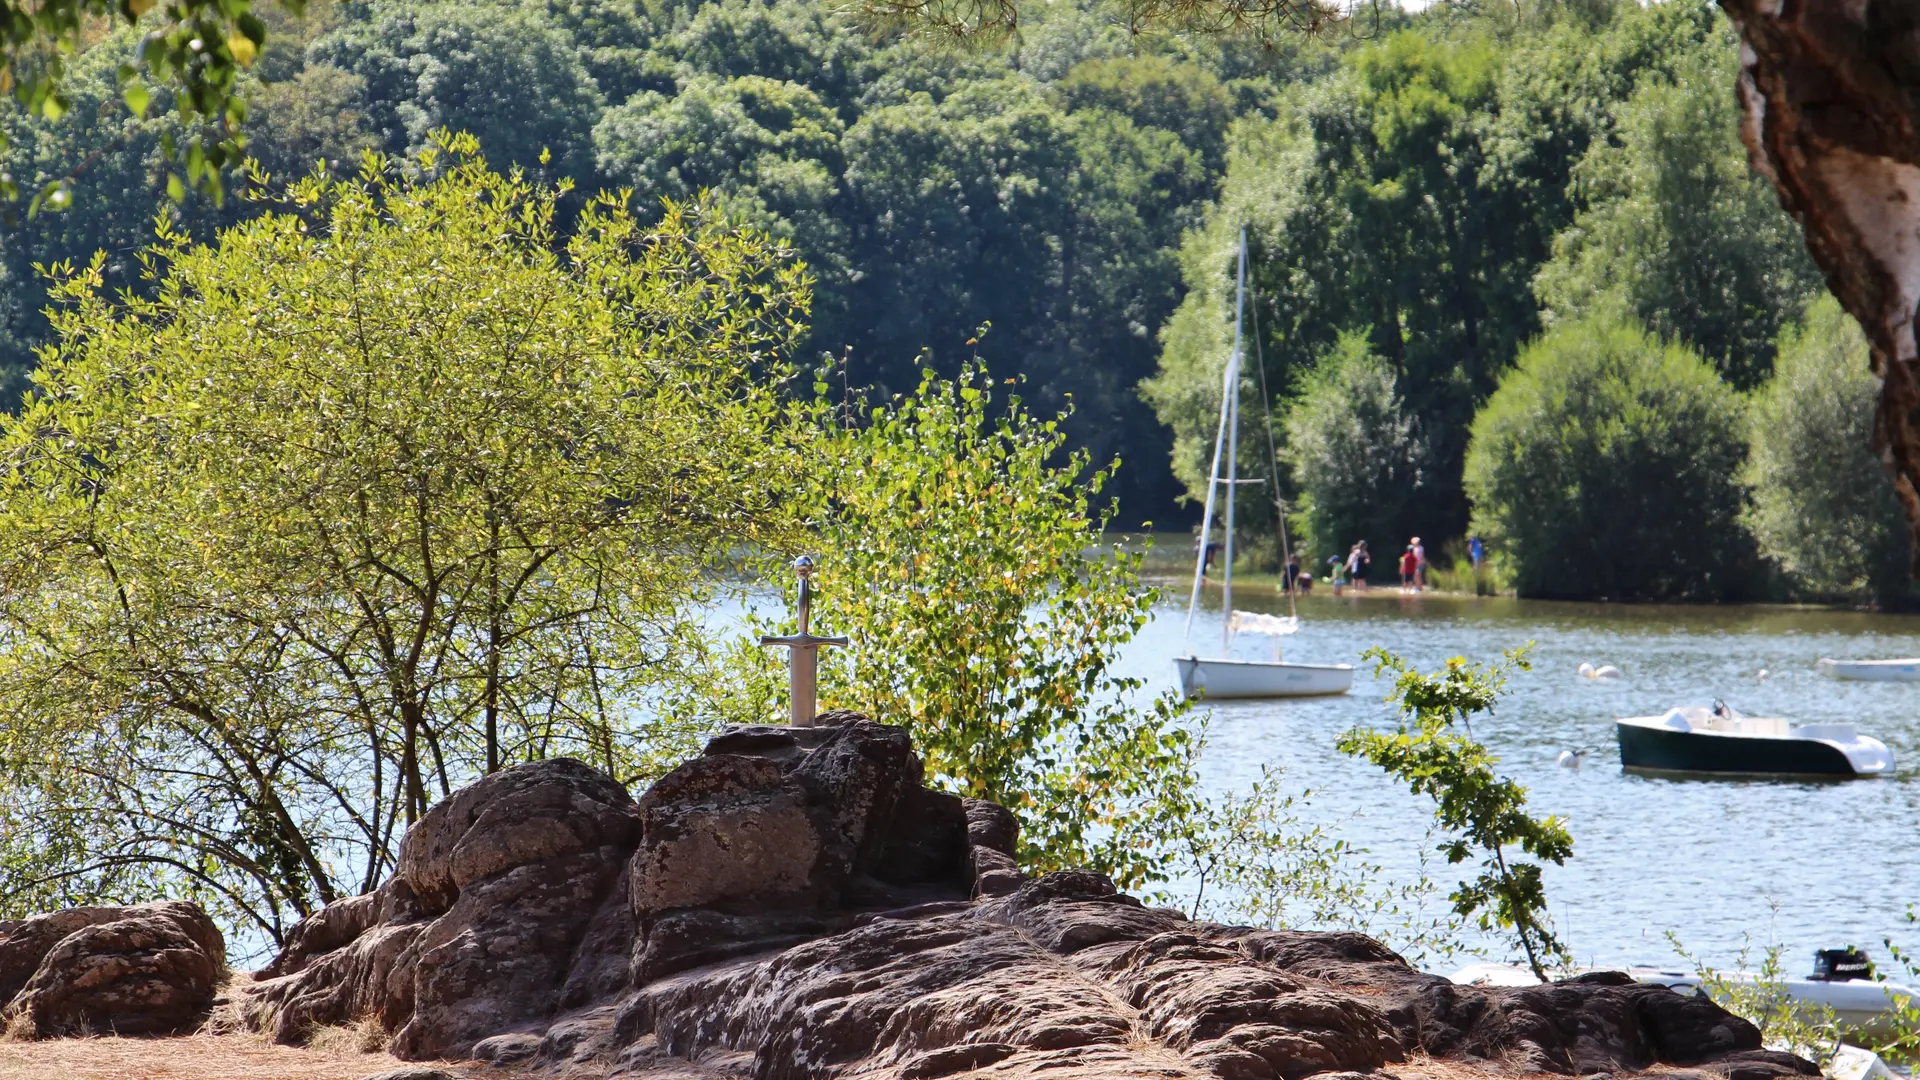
[
  {"left": 1176, "top": 655, "right": 1354, "bottom": 699},
  {"left": 1818, "top": 657, "right": 1920, "bottom": 682},
  {"left": 1451, "top": 963, "right": 1917, "bottom": 1041}
]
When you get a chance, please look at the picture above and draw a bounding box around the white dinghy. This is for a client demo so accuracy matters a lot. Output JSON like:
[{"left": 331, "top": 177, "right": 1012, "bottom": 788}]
[
  {"left": 1173, "top": 229, "right": 1354, "bottom": 702},
  {"left": 1816, "top": 657, "right": 1920, "bottom": 682},
  {"left": 1452, "top": 949, "right": 1917, "bottom": 1043}
]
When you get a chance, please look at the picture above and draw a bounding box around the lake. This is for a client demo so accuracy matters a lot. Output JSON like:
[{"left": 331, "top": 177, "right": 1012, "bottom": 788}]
[{"left": 1123, "top": 582, "right": 1920, "bottom": 976}]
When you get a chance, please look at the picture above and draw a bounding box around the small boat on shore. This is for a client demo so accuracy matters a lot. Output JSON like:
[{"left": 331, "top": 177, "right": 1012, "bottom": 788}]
[
  {"left": 1451, "top": 949, "right": 1916, "bottom": 1042},
  {"left": 1817, "top": 657, "right": 1920, "bottom": 682},
  {"left": 1616, "top": 703, "right": 1894, "bottom": 777}
]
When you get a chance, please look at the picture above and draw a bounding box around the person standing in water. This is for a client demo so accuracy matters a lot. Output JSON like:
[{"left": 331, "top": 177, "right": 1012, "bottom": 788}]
[
  {"left": 1399, "top": 545, "right": 1418, "bottom": 592},
  {"left": 1411, "top": 536, "right": 1427, "bottom": 591}
]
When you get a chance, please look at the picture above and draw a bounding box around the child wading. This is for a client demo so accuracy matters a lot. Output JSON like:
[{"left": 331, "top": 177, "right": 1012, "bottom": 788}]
[{"left": 1400, "top": 546, "right": 1419, "bottom": 593}]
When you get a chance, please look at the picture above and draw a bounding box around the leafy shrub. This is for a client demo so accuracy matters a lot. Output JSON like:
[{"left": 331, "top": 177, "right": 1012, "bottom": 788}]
[
  {"left": 1463, "top": 314, "right": 1756, "bottom": 601},
  {"left": 1338, "top": 648, "right": 1571, "bottom": 980},
  {"left": 1744, "top": 295, "right": 1912, "bottom": 606},
  {"left": 1280, "top": 330, "right": 1426, "bottom": 568}
]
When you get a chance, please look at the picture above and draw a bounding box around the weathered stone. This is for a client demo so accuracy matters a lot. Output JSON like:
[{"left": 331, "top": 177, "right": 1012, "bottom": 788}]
[
  {"left": 0, "top": 906, "right": 163, "bottom": 1005},
  {"left": 963, "top": 797, "right": 1020, "bottom": 856},
  {"left": 237, "top": 757, "right": 640, "bottom": 1058},
  {"left": 394, "top": 756, "right": 640, "bottom": 916},
  {"left": 391, "top": 843, "right": 632, "bottom": 1059},
  {"left": 235, "top": 921, "right": 428, "bottom": 1043},
  {"left": 629, "top": 754, "right": 824, "bottom": 916},
  {"left": 6, "top": 901, "right": 225, "bottom": 1037},
  {"left": 256, "top": 893, "right": 380, "bottom": 980},
  {"left": 219, "top": 718, "right": 1806, "bottom": 1080}
]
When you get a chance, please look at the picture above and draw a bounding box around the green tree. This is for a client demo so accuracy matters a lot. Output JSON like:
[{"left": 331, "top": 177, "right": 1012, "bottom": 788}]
[
  {"left": 1280, "top": 329, "right": 1425, "bottom": 565},
  {"left": 1533, "top": 46, "right": 1822, "bottom": 388},
  {"left": 1744, "top": 296, "right": 1912, "bottom": 605},
  {"left": 0, "top": 28, "right": 222, "bottom": 393},
  {"left": 1463, "top": 313, "right": 1756, "bottom": 600},
  {"left": 1055, "top": 55, "right": 1235, "bottom": 175},
  {"left": 592, "top": 72, "right": 846, "bottom": 264},
  {"left": 242, "top": 64, "right": 378, "bottom": 184},
  {"left": 646, "top": 0, "right": 869, "bottom": 111},
  {"left": 312, "top": 0, "right": 605, "bottom": 177},
  {"left": 1337, "top": 647, "right": 1572, "bottom": 981},
  {"left": 0, "top": 138, "right": 808, "bottom": 944}
]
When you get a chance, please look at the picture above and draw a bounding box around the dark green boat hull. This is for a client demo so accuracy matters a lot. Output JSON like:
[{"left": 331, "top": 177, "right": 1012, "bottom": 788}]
[{"left": 1616, "top": 722, "right": 1859, "bottom": 776}]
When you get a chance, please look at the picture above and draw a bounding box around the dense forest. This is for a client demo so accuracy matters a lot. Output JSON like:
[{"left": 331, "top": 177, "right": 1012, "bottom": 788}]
[{"left": 0, "top": 0, "right": 1901, "bottom": 603}]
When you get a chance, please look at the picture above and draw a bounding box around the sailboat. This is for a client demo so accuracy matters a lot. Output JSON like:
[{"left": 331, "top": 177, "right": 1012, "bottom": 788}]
[{"left": 1174, "top": 229, "right": 1355, "bottom": 701}]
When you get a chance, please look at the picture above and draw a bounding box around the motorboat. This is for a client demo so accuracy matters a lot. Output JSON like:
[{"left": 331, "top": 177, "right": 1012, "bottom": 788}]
[
  {"left": 1817, "top": 657, "right": 1920, "bottom": 682},
  {"left": 1171, "top": 228, "right": 1353, "bottom": 701},
  {"left": 1615, "top": 702, "right": 1894, "bottom": 777},
  {"left": 1451, "top": 949, "right": 1916, "bottom": 1042}
]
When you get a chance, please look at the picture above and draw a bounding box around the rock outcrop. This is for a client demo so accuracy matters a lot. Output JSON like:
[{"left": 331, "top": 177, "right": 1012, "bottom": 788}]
[
  {"left": 0, "top": 900, "right": 224, "bottom": 1037},
  {"left": 1716, "top": 0, "right": 1920, "bottom": 553},
  {"left": 227, "top": 715, "right": 1815, "bottom": 1080},
  {"left": 236, "top": 756, "right": 643, "bottom": 1057}
]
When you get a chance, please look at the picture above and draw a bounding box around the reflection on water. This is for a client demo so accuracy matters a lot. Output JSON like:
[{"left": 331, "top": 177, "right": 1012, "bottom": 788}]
[{"left": 1123, "top": 584, "right": 1920, "bottom": 972}]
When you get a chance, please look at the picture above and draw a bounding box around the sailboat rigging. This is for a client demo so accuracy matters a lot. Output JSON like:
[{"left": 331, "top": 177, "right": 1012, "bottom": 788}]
[{"left": 1174, "top": 228, "right": 1354, "bottom": 701}]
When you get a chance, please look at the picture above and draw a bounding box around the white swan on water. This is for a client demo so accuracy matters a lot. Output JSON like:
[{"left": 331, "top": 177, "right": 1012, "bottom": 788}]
[{"left": 1577, "top": 663, "right": 1622, "bottom": 680}]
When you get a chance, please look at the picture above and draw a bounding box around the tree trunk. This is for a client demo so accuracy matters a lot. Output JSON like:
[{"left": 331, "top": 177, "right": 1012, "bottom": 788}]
[{"left": 1717, "top": 0, "right": 1920, "bottom": 564}]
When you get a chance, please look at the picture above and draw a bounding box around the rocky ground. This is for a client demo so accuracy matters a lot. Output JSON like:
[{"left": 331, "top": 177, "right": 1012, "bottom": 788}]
[{"left": 0, "top": 714, "right": 1822, "bottom": 1080}]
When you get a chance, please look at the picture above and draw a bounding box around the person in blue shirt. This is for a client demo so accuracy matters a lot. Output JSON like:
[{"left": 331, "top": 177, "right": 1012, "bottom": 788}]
[{"left": 1468, "top": 535, "right": 1485, "bottom": 570}]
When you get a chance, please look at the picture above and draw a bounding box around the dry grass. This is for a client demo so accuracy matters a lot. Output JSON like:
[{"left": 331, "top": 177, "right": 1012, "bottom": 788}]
[
  {"left": 305, "top": 1016, "right": 390, "bottom": 1057},
  {"left": 0, "top": 1030, "right": 481, "bottom": 1080}
]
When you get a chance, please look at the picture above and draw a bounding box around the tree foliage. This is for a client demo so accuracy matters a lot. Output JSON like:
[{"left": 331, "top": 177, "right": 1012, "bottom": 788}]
[
  {"left": 1337, "top": 647, "right": 1571, "bottom": 980},
  {"left": 1463, "top": 313, "right": 1756, "bottom": 601},
  {"left": 1148, "top": 0, "right": 1804, "bottom": 549},
  {"left": 1532, "top": 46, "right": 1821, "bottom": 389},
  {"left": 1744, "top": 296, "right": 1912, "bottom": 605},
  {"left": 1280, "top": 330, "right": 1425, "bottom": 565},
  {"left": 3, "top": 0, "right": 1274, "bottom": 522},
  {"left": 0, "top": 139, "right": 807, "bottom": 946}
]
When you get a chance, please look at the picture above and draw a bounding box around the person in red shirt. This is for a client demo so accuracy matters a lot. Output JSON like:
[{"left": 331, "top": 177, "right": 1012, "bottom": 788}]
[{"left": 1400, "top": 546, "right": 1419, "bottom": 592}]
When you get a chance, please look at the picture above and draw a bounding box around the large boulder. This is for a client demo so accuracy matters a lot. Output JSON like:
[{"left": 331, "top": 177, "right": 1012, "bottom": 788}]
[
  {"left": 230, "top": 714, "right": 1814, "bottom": 1080},
  {"left": 628, "top": 720, "right": 973, "bottom": 982},
  {"left": 237, "top": 756, "right": 642, "bottom": 1057},
  {"left": 1, "top": 900, "right": 224, "bottom": 1037}
]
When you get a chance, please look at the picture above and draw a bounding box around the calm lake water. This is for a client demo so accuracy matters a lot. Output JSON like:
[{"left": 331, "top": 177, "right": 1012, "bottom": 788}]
[{"left": 1124, "top": 583, "right": 1920, "bottom": 975}]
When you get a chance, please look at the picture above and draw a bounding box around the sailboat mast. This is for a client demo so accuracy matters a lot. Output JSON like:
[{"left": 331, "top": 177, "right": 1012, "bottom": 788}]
[
  {"left": 1182, "top": 337, "right": 1233, "bottom": 650},
  {"left": 1222, "top": 228, "right": 1246, "bottom": 658}
]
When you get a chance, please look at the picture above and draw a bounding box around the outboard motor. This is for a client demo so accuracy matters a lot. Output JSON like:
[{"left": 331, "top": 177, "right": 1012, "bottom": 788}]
[{"left": 1810, "top": 947, "right": 1874, "bottom": 982}]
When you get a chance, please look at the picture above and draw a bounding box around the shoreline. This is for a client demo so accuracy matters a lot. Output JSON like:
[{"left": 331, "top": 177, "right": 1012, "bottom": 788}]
[{"left": 1143, "top": 572, "right": 1888, "bottom": 614}]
